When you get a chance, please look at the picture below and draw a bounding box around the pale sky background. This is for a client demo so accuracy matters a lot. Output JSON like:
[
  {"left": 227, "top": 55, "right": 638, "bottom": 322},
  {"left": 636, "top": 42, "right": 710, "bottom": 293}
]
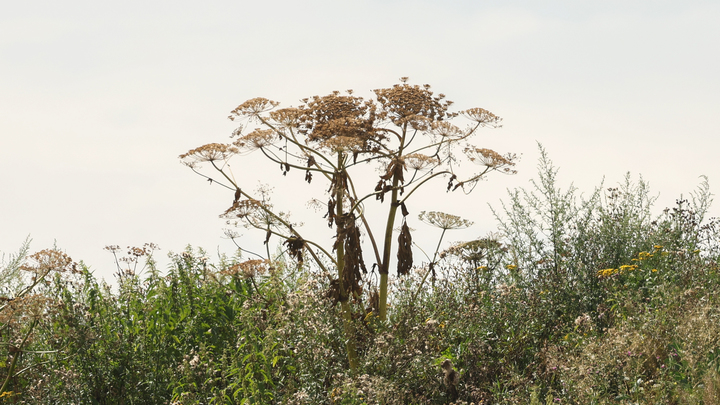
[{"left": 2, "top": 0, "right": 719, "bottom": 284}]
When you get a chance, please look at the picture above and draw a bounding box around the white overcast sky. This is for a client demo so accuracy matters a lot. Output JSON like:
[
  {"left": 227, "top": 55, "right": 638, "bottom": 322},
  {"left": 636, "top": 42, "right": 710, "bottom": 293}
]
[{"left": 2, "top": 0, "right": 719, "bottom": 283}]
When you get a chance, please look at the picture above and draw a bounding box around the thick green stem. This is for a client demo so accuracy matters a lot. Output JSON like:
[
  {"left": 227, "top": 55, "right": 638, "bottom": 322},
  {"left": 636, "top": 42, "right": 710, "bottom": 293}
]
[
  {"left": 378, "top": 181, "right": 400, "bottom": 321},
  {"left": 340, "top": 301, "right": 359, "bottom": 371},
  {"left": 379, "top": 273, "right": 388, "bottom": 319},
  {"left": 335, "top": 153, "right": 359, "bottom": 372},
  {"left": 378, "top": 125, "right": 408, "bottom": 321},
  {"left": 1, "top": 319, "right": 37, "bottom": 395}
]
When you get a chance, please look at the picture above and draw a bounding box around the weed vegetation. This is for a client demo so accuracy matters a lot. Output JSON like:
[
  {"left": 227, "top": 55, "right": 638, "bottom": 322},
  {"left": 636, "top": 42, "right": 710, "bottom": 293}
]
[{"left": 2, "top": 147, "right": 720, "bottom": 404}]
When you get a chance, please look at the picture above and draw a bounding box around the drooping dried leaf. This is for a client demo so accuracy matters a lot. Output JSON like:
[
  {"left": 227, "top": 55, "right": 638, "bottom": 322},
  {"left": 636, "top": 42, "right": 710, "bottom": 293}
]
[
  {"left": 334, "top": 213, "right": 366, "bottom": 301},
  {"left": 368, "top": 288, "right": 380, "bottom": 315},
  {"left": 326, "top": 198, "right": 336, "bottom": 228},
  {"left": 305, "top": 156, "right": 316, "bottom": 184},
  {"left": 397, "top": 220, "right": 413, "bottom": 276},
  {"left": 283, "top": 237, "right": 306, "bottom": 265},
  {"left": 447, "top": 174, "right": 457, "bottom": 192},
  {"left": 327, "top": 171, "right": 349, "bottom": 195},
  {"left": 325, "top": 279, "right": 340, "bottom": 305},
  {"left": 400, "top": 201, "right": 409, "bottom": 217},
  {"left": 380, "top": 158, "right": 406, "bottom": 184},
  {"left": 375, "top": 180, "right": 386, "bottom": 202}
]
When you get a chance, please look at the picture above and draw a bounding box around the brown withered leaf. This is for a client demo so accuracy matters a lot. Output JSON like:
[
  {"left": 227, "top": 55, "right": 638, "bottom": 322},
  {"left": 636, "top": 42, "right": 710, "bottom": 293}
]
[
  {"left": 326, "top": 198, "right": 336, "bottom": 227},
  {"left": 447, "top": 174, "right": 457, "bottom": 192},
  {"left": 325, "top": 278, "right": 340, "bottom": 305},
  {"left": 334, "top": 213, "right": 366, "bottom": 301},
  {"left": 397, "top": 220, "right": 413, "bottom": 276},
  {"left": 305, "top": 155, "right": 316, "bottom": 184},
  {"left": 234, "top": 188, "right": 241, "bottom": 203},
  {"left": 375, "top": 180, "right": 386, "bottom": 202},
  {"left": 367, "top": 288, "right": 380, "bottom": 315},
  {"left": 400, "top": 201, "right": 409, "bottom": 217},
  {"left": 283, "top": 237, "right": 306, "bottom": 265},
  {"left": 264, "top": 229, "right": 272, "bottom": 245},
  {"left": 327, "top": 172, "right": 348, "bottom": 198},
  {"left": 380, "top": 158, "right": 406, "bottom": 184}
]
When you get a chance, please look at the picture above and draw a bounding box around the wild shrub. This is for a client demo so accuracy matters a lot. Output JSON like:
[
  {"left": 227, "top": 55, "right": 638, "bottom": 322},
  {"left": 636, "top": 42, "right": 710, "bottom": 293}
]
[{"left": 3, "top": 145, "right": 720, "bottom": 404}]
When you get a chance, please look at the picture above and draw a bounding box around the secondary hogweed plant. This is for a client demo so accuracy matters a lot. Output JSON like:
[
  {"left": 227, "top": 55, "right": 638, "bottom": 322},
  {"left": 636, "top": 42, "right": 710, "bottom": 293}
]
[
  {"left": 0, "top": 240, "right": 80, "bottom": 399},
  {"left": 180, "top": 78, "right": 517, "bottom": 370}
]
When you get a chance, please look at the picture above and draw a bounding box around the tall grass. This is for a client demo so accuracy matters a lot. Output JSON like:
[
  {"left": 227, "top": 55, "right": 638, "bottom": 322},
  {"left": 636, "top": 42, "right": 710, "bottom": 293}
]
[{"left": 2, "top": 148, "right": 719, "bottom": 404}]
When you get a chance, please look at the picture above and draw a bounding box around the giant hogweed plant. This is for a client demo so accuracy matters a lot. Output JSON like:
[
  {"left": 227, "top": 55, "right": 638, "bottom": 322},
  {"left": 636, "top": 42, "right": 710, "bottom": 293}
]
[
  {"left": 181, "top": 78, "right": 516, "bottom": 370},
  {"left": 0, "top": 240, "right": 80, "bottom": 399}
]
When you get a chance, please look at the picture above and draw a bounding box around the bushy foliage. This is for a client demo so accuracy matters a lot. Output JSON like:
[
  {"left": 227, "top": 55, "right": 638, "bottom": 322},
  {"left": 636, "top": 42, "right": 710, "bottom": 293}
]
[{"left": 3, "top": 147, "right": 720, "bottom": 404}]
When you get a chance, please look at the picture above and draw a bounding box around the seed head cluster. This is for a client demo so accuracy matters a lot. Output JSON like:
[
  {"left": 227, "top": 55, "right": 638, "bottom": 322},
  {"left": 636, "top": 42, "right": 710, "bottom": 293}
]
[{"left": 418, "top": 211, "right": 474, "bottom": 230}]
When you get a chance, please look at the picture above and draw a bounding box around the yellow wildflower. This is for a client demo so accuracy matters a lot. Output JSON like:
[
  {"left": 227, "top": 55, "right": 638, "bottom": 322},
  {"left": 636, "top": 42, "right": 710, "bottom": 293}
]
[
  {"left": 619, "top": 264, "right": 638, "bottom": 272},
  {"left": 597, "top": 268, "right": 617, "bottom": 278}
]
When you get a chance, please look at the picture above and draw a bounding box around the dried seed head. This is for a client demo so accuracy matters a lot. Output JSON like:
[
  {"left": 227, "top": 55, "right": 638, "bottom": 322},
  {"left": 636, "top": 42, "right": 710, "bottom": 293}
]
[
  {"left": 404, "top": 153, "right": 439, "bottom": 171},
  {"left": 20, "top": 249, "right": 78, "bottom": 276},
  {"left": 418, "top": 211, "right": 473, "bottom": 230},
  {"left": 233, "top": 129, "right": 277, "bottom": 151},
  {"left": 299, "top": 93, "right": 383, "bottom": 151},
  {"left": 229, "top": 97, "right": 280, "bottom": 120},
  {"left": 179, "top": 143, "right": 239, "bottom": 165},
  {"left": 430, "top": 121, "right": 464, "bottom": 139},
  {"left": 269, "top": 107, "right": 303, "bottom": 129},
  {"left": 461, "top": 108, "right": 502, "bottom": 127},
  {"left": 464, "top": 147, "right": 517, "bottom": 174},
  {"left": 222, "top": 259, "right": 269, "bottom": 278},
  {"left": 374, "top": 81, "right": 452, "bottom": 125}
]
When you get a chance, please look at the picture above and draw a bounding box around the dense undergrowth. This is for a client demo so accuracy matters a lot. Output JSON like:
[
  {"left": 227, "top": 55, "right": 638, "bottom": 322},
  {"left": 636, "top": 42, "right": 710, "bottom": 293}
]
[{"left": 3, "top": 150, "right": 720, "bottom": 404}]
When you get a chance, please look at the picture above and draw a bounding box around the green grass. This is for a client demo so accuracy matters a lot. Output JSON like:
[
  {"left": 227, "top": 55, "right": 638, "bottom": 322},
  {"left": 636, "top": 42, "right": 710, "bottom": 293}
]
[{"left": 3, "top": 151, "right": 720, "bottom": 404}]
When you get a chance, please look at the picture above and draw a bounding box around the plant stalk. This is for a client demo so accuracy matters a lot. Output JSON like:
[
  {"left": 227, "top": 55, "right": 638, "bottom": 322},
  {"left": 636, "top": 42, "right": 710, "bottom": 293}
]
[{"left": 335, "top": 153, "right": 359, "bottom": 371}]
